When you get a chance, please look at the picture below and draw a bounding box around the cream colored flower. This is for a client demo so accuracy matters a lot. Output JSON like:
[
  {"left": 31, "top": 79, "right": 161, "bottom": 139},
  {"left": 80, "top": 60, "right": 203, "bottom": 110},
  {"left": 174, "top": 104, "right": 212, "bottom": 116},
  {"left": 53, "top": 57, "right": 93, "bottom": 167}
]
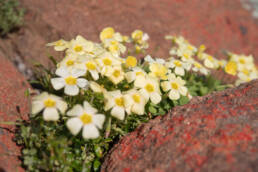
[
  {"left": 192, "top": 62, "right": 209, "bottom": 75},
  {"left": 104, "top": 90, "right": 126, "bottom": 120},
  {"left": 66, "top": 101, "right": 105, "bottom": 139},
  {"left": 125, "top": 67, "right": 146, "bottom": 83},
  {"left": 31, "top": 92, "right": 67, "bottom": 121},
  {"left": 103, "top": 39, "right": 126, "bottom": 56},
  {"left": 51, "top": 67, "right": 88, "bottom": 96},
  {"left": 134, "top": 75, "right": 161, "bottom": 104},
  {"left": 201, "top": 53, "right": 219, "bottom": 69},
  {"left": 67, "top": 35, "right": 94, "bottom": 55},
  {"left": 161, "top": 73, "right": 188, "bottom": 100},
  {"left": 125, "top": 56, "right": 137, "bottom": 68},
  {"left": 104, "top": 66, "right": 125, "bottom": 85},
  {"left": 46, "top": 39, "right": 69, "bottom": 51},
  {"left": 58, "top": 55, "right": 80, "bottom": 70},
  {"left": 96, "top": 52, "right": 122, "bottom": 74},
  {"left": 166, "top": 58, "right": 190, "bottom": 76},
  {"left": 83, "top": 59, "right": 100, "bottom": 80},
  {"left": 149, "top": 63, "right": 168, "bottom": 80},
  {"left": 89, "top": 81, "right": 107, "bottom": 93},
  {"left": 100, "top": 27, "right": 115, "bottom": 41},
  {"left": 124, "top": 89, "right": 147, "bottom": 115},
  {"left": 144, "top": 55, "right": 165, "bottom": 64}
]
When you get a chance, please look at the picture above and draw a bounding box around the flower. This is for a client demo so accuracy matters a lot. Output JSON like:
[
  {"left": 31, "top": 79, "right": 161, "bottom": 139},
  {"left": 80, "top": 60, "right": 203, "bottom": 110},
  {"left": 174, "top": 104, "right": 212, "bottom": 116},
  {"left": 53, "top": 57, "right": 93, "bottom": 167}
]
[
  {"left": 192, "top": 62, "right": 209, "bottom": 75},
  {"left": 89, "top": 81, "right": 107, "bottom": 93},
  {"left": 149, "top": 63, "right": 168, "bottom": 80},
  {"left": 161, "top": 73, "right": 188, "bottom": 100},
  {"left": 58, "top": 55, "right": 80, "bottom": 70},
  {"left": 104, "top": 90, "right": 126, "bottom": 120},
  {"left": 46, "top": 39, "right": 69, "bottom": 51},
  {"left": 124, "top": 89, "right": 147, "bottom": 115},
  {"left": 100, "top": 27, "right": 115, "bottom": 41},
  {"left": 104, "top": 66, "right": 125, "bottom": 85},
  {"left": 51, "top": 67, "right": 88, "bottom": 96},
  {"left": 67, "top": 35, "right": 94, "bottom": 56},
  {"left": 144, "top": 55, "right": 165, "bottom": 64},
  {"left": 224, "top": 61, "right": 237, "bottom": 76},
  {"left": 125, "top": 56, "right": 137, "bottom": 68},
  {"left": 134, "top": 75, "right": 161, "bottom": 104},
  {"left": 125, "top": 67, "right": 146, "bottom": 83},
  {"left": 66, "top": 101, "right": 105, "bottom": 139},
  {"left": 31, "top": 92, "right": 67, "bottom": 121},
  {"left": 96, "top": 52, "right": 122, "bottom": 74},
  {"left": 166, "top": 58, "right": 190, "bottom": 76},
  {"left": 83, "top": 59, "right": 100, "bottom": 80}
]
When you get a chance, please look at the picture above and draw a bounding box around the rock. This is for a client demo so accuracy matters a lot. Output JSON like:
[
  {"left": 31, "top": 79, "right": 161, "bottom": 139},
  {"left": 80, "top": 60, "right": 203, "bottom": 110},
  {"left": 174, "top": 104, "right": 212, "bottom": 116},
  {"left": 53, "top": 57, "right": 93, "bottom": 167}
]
[
  {"left": 0, "top": 0, "right": 258, "bottom": 72},
  {"left": 101, "top": 79, "right": 258, "bottom": 172},
  {"left": 0, "top": 53, "right": 30, "bottom": 172}
]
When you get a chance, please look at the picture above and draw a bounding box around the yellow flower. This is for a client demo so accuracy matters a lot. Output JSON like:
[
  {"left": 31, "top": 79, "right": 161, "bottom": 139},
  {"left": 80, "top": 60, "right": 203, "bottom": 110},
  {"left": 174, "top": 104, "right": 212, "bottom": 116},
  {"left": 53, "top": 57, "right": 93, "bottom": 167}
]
[
  {"left": 100, "top": 27, "right": 115, "bottom": 41},
  {"left": 225, "top": 61, "right": 237, "bottom": 76},
  {"left": 125, "top": 56, "right": 137, "bottom": 68}
]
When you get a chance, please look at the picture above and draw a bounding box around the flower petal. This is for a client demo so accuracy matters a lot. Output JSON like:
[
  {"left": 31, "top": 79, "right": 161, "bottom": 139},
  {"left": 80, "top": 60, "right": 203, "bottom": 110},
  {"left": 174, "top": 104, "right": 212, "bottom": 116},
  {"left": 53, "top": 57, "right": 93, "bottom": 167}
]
[
  {"left": 169, "top": 90, "right": 180, "bottom": 100},
  {"left": 43, "top": 108, "right": 59, "bottom": 121},
  {"left": 71, "top": 68, "right": 86, "bottom": 77},
  {"left": 51, "top": 78, "right": 65, "bottom": 90},
  {"left": 67, "top": 104, "right": 84, "bottom": 116},
  {"left": 64, "top": 85, "right": 79, "bottom": 96},
  {"left": 56, "top": 67, "right": 69, "bottom": 77},
  {"left": 56, "top": 100, "right": 67, "bottom": 114},
  {"left": 111, "top": 106, "right": 125, "bottom": 120},
  {"left": 150, "top": 92, "right": 161, "bottom": 104},
  {"left": 31, "top": 101, "right": 44, "bottom": 115},
  {"left": 82, "top": 124, "right": 99, "bottom": 139},
  {"left": 92, "top": 114, "right": 105, "bottom": 129},
  {"left": 66, "top": 117, "right": 83, "bottom": 135},
  {"left": 179, "top": 86, "right": 187, "bottom": 96},
  {"left": 77, "top": 78, "right": 88, "bottom": 88}
]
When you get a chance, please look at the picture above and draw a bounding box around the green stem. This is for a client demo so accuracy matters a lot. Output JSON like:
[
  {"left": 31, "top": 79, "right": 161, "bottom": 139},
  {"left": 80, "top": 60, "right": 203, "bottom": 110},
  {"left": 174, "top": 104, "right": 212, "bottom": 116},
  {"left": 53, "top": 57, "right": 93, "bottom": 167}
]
[{"left": 0, "top": 121, "right": 20, "bottom": 125}]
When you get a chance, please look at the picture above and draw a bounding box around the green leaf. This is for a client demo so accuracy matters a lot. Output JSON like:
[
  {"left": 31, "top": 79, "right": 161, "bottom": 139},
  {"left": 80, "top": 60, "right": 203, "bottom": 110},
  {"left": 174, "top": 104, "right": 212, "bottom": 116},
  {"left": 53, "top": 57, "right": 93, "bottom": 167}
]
[
  {"left": 94, "top": 145, "right": 103, "bottom": 158},
  {"left": 148, "top": 106, "right": 157, "bottom": 114},
  {"left": 179, "top": 96, "right": 189, "bottom": 105},
  {"left": 93, "top": 160, "right": 101, "bottom": 171}
]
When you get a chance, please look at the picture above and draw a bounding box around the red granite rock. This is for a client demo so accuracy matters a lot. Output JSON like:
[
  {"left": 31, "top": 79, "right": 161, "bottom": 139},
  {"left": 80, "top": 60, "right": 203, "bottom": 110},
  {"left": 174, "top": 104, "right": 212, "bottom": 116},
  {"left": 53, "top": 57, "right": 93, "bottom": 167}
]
[
  {"left": 0, "top": 53, "right": 30, "bottom": 172},
  {"left": 0, "top": 0, "right": 257, "bottom": 72},
  {"left": 101, "top": 79, "right": 258, "bottom": 172}
]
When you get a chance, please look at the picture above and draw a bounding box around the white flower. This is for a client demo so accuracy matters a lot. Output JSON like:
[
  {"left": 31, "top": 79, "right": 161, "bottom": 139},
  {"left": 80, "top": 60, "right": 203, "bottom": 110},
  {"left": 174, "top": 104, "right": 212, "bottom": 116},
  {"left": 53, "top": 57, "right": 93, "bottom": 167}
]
[
  {"left": 124, "top": 89, "right": 147, "bottom": 115},
  {"left": 125, "top": 67, "right": 146, "bottom": 83},
  {"left": 96, "top": 52, "right": 122, "bottom": 75},
  {"left": 66, "top": 101, "right": 105, "bottom": 139},
  {"left": 104, "top": 66, "right": 125, "bottom": 85},
  {"left": 104, "top": 90, "right": 126, "bottom": 120},
  {"left": 144, "top": 55, "right": 165, "bottom": 64},
  {"left": 67, "top": 35, "right": 94, "bottom": 55},
  {"left": 89, "top": 81, "right": 106, "bottom": 93},
  {"left": 82, "top": 59, "right": 100, "bottom": 80},
  {"left": 58, "top": 55, "right": 80, "bottom": 70},
  {"left": 46, "top": 39, "right": 69, "bottom": 51},
  {"left": 165, "top": 58, "right": 190, "bottom": 76},
  {"left": 192, "top": 62, "right": 209, "bottom": 75},
  {"left": 202, "top": 54, "right": 219, "bottom": 69},
  {"left": 149, "top": 63, "right": 168, "bottom": 80},
  {"left": 134, "top": 75, "right": 161, "bottom": 104},
  {"left": 31, "top": 92, "right": 67, "bottom": 121},
  {"left": 51, "top": 67, "right": 88, "bottom": 96},
  {"left": 161, "top": 73, "right": 188, "bottom": 100}
]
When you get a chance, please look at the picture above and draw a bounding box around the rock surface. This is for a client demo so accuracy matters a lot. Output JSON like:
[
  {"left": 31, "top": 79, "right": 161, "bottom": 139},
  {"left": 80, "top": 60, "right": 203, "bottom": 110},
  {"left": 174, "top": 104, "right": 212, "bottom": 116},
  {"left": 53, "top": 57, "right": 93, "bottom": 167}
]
[
  {"left": 0, "top": 0, "right": 258, "bottom": 72},
  {"left": 102, "top": 79, "right": 258, "bottom": 172},
  {"left": 0, "top": 53, "right": 30, "bottom": 172}
]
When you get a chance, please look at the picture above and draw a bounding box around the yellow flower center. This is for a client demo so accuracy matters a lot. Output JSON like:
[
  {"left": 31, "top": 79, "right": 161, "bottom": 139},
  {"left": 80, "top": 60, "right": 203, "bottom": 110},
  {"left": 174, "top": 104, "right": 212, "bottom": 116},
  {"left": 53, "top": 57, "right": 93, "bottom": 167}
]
[
  {"left": 208, "top": 56, "right": 214, "bottom": 61},
  {"left": 66, "top": 60, "right": 74, "bottom": 66},
  {"left": 187, "top": 45, "right": 194, "bottom": 51},
  {"left": 171, "top": 82, "right": 179, "bottom": 90},
  {"left": 225, "top": 61, "right": 237, "bottom": 76},
  {"left": 80, "top": 113, "right": 92, "bottom": 124},
  {"left": 109, "top": 44, "right": 119, "bottom": 52},
  {"left": 74, "top": 45, "right": 83, "bottom": 52},
  {"left": 199, "top": 44, "right": 206, "bottom": 51},
  {"left": 44, "top": 98, "right": 56, "bottom": 107},
  {"left": 132, "top": 94, "right": 141, "bottom": 103},
  {"left": 145, "top": 84, "right": 154, "bottom": 93},
  {"left": 194, "top": 62, "right": 202, "bottom": 68},
  {"left": 136, "top": 71, "right": 143, "bottom": 76},
  {"left": 86, "top": 62, "right": 96, "bottom": 70},
  {"left": 183, "top": 53, "right": 190, "bottom": 59},
  {"left": 65, "top": 76, "right": 77, "bottom": 85},
  {"left": 115, "top": 97, "right": 124, "bottom": 107},
  {"left": 113, "top": 70, "right": 121, "bottom": 78},
  {"left": 174, "top": 60, "right": 182, "bottom": 67},
  {"left": 55, "top": 40, "right": 64, "bottom": 46},
  {"left": 126, "top": 56, "right": 137, "bottom": 68},
  {"left": 242, "top": 68, "right": 250, "bottom": 75},
  {"left": 103, "top": 58, "right": 112, "bottom": 66},
  {"left": 239, "top": 58, "right": 245, "bottom": 64}
]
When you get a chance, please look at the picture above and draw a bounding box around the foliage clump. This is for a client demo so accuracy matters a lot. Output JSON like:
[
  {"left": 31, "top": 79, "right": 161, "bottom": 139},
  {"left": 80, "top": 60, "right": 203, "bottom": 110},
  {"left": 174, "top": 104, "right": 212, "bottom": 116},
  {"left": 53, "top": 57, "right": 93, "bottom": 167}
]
[
  {"left": 14, "top": 27, "right": 257, "bottom": 172},
  {"left": 0, "top": 0, "right": 24, "bottom": 36}
]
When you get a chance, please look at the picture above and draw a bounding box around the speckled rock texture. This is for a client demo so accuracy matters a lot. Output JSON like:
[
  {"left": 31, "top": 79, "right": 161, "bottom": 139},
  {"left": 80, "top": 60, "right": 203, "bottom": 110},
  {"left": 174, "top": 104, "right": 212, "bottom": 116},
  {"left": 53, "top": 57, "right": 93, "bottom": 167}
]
[
  {"left": 102, "top": 79, "right": 258, "bottom": 172},
  {"left": 0, "top": 54, "right": 29, "bottom": 172},
  {"left": 0, "top": 0, "right": 257, "bottom": 72}
]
